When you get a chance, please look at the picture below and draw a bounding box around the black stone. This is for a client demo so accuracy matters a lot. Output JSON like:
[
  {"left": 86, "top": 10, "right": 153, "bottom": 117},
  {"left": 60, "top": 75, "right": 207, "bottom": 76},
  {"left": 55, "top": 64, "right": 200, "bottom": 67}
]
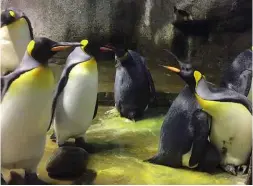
[{"left": 46, "top": 146, "right": 89, "bottom": 179}]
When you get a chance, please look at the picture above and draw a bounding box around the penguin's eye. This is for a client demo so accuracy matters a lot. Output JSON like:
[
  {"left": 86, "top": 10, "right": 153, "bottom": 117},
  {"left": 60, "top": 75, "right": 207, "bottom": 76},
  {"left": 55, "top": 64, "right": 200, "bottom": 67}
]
[{"left": 9, "top": 10, "right": 15, "bottom": 18}]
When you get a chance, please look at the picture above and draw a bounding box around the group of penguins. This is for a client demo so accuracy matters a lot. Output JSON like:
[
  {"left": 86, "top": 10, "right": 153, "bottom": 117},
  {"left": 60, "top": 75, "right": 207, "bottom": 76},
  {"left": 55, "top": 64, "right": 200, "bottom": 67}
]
[{"left": 0, "top": 7, "right": 252, "bottom": 185}]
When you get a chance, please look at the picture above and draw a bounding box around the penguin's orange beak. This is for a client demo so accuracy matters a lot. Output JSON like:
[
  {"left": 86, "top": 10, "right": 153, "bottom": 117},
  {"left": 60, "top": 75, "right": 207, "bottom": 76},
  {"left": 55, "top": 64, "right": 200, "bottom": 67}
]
[
  {"left": 51, "top": 42, "right": 82, "bottom": 52},
  {"left": 160, "top": 65, "right": 181, "bottom": 73},
  {"left": 100, "top": 47, "right": 114, "bottom": 52},
  {"left": 100, "top": 43, "right": 116, "bottom": 52}
]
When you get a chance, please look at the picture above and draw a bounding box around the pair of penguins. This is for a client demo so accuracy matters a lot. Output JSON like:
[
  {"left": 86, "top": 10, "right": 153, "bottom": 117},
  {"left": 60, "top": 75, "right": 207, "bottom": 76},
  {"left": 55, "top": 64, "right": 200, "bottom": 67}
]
[
  {"left": 145, "top": 49, "right": 252, "bottom": 176},
  {"left": 1, "top": 8, "right": 156, "bottom": 184}
]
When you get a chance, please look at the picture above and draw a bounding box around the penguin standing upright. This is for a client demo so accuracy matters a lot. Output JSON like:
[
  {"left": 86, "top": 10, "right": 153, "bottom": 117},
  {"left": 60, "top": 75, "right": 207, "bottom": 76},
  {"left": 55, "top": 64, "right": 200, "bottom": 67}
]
[
  {"left": 1, "top": 37, "right": 82, "bottom": 183},
  {"left": 163, "top": 58, "right": 252, "bottom": 175},
  {"left": 0, "top": 7, "right": 33, "bottom": 75},
  {"left": 220, "top": 48, "right": 252, "bottom": 101},
  {"left": 145, "top": 56, "right": 221, "bottom": 173},
  {"left": 100, "top": 44, "right": 157, "bottom": 121},
  {"left": 50, "top": 40, "right": 98, "bottom": 153}
]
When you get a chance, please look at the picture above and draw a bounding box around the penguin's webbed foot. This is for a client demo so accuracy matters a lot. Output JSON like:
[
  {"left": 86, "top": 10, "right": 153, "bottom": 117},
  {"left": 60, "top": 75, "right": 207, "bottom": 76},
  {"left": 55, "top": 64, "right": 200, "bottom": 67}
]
[
  {"left": 75, "top": 137, "right": 95, "bottom": 154},
  {"left": 221, "top": 164, "right": 237, "bottom": 176},
  {"left": 144, "top": 154, "right": 166, "bottom": 166}
]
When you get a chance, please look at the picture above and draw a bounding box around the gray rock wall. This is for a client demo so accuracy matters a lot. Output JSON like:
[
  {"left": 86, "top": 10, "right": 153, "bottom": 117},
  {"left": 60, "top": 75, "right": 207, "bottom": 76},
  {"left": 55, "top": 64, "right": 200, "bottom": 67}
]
[{"left": 1, "top": 0, "right": 252, "bottom": 72}]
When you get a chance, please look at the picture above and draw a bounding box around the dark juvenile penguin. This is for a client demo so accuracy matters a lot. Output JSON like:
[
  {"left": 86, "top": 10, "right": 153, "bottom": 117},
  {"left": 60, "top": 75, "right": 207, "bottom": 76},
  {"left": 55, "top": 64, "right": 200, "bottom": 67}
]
[
  {"left": 1, "top": 7, "right": 33, "bottom": 75},
  {"left": 144, "top": 53, "right": 221, "bottom": 173},
  {"left": 163, "top": 60, "right": 252, "bottom": 176},
  {"left": 220, "top": 48, "right": 252, "bottom": 102},
  {"left": 1, "top": 37, "right": 82, "bottom": 184},
  {"left": 49, "top": 40, "right": 98, "bottom": 153},
  {"left": 100, "top": 44, "right": 157, "bottom": 121}
]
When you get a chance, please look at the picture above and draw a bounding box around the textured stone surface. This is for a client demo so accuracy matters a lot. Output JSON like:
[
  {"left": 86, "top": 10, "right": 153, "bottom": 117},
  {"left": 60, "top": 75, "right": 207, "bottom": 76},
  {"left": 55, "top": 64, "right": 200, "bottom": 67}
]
[
  {"left": 46, "top": 146, "right": 89, "bottom": 179},
  {"left": 1, "top": 0, "right": 251, "bottom": 73}
]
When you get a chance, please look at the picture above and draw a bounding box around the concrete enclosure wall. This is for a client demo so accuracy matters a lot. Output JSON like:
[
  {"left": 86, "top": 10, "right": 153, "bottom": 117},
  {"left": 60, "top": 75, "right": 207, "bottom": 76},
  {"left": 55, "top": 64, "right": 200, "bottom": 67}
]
[{"left": 1, "top": 0, "right": 252, "bottom": 74}]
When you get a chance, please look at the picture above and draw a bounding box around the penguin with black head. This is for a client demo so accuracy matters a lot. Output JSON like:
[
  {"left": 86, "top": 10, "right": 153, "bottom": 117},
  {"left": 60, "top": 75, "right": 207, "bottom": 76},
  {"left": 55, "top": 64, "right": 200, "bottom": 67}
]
[
  {"left": 162, "top": 52, "right": 252, "bottom": 176},
  {"left": 145, "top": 51, "right": 221, "bottom": 173},
  {"left": 1, "top": 37, "right": 82, "bottom": 184},
  {"left": 49, "top": 40, "right": 98, "bottom": 153},
  {"left": 1, "top": 7, "right": 33, "bottom": 75},
  {"left": 220, "top": 47, "right": 252, "bottom": 102},
  {"left": 100, "top": 44, "right": 157, "bottom": 121}
]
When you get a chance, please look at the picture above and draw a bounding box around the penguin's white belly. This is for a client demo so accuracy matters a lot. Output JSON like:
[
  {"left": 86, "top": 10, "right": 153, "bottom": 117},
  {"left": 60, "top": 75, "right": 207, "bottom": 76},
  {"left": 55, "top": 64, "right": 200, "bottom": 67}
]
[
  {"left": 0, "top": 18, "right": 31, "bottom": 75},
  {"left": 209, "top": 103, "right": 252, "bottom": 166},
  {"left": 1, "top": 67, "right": 54, "bottom": 170},
  {"left": 54, "top": 65, "right": 98, "bottom": 144}
]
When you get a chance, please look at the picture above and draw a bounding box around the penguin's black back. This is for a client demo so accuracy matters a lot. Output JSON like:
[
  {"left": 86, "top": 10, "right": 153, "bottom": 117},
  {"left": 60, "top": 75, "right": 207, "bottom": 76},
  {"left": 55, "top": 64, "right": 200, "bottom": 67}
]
[
  {"left": 114, "top": 50, "right": 151, "bottom": 119},
  {"left": 158, "top": 85, "right": 200, "bottom": 167},
  {"left": 220, "top": 49, "right": 252, "bottom": 96}
]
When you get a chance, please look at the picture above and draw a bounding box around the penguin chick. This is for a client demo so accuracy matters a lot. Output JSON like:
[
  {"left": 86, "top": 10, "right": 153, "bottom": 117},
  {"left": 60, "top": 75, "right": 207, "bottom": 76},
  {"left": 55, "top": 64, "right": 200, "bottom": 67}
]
[
  {"left": 100, "top": 44, "right": 157, "bottom": 121},
  {"left": 145, "top": 55, "right": 221, "bottom": 173}
]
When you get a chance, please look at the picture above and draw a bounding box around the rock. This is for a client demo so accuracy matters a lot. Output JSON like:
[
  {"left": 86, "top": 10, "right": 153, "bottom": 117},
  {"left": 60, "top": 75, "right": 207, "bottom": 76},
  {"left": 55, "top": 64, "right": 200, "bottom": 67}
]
[
  {"left": 1, "top": 0, "right": 251, "bottom": 73},
  {"left": 71, "top": 169, "right": 97, "bottom": 185},
  {"left": 46, "top": 146, "right": 89, "bottom": 179}
]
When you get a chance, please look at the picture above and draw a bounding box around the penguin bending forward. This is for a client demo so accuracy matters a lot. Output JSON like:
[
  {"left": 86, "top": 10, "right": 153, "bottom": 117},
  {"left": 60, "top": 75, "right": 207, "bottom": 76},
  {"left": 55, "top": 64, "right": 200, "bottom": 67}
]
[
  {"left": 100, "top": 44, "right": 157, "bottom": 121},
  {"left": 1, "top": 37, "right": 82, "bottom": 184},
  {"left": 50, "top": 40, "right": 98, "bottom": 153},
  {"left": 220, "top": 48, "right": 252, "bottom": 102},
  {"left": 1, "top": 7, "right": 33, "bottom": 75},
  {"left": 145, "top": 58, "right": 221, "bottom": 173},
  {"left": 162, "top": 57, "right": 252, "bottom": 175}
]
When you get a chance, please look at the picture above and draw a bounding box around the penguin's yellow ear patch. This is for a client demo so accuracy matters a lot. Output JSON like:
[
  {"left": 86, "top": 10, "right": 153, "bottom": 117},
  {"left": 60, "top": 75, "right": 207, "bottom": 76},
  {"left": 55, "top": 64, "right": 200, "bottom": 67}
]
[
  {"left": 27, "top": 40, "right": 35, "bottom": 56},
  {"left": 194, "top": 71, "right": 202, "bottom": 83},
  {"left": 9, "top": 10, "right": 15, "bottom": 17},
  {"left": 251, "top": 46, "right": 253, "bottom": 51},
  {"left": 81, "top": 40, "right": 89, "bottom": 50}
]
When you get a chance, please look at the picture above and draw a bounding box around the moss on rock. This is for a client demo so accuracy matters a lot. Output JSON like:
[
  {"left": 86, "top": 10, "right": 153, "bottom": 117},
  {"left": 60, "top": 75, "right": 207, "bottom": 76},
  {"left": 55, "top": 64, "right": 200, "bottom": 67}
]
[{"left": 37, "top": 106, "right": 246, "bottom": 184}]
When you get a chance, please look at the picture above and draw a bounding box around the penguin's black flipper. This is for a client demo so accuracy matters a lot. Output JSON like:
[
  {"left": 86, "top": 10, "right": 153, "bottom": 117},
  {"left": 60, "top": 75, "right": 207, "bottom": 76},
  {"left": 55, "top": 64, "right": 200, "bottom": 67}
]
[
  {"left": 189, "top": 109, "right": 211, "bottom": 168},
  {"left": 48, "top": 65, "right": 76, "bottom": 131},
  {"left": 140, "top": 56, "right": 157, "bottom": 104},
  {"left": 92, "top": 96, "right": 98, "bottom": 119},
  {"left": 1, "top": 69, "right": 30, "bottom": 101},
  {"left": 1, "top": 53, "right": 42, "bottom": 101}
]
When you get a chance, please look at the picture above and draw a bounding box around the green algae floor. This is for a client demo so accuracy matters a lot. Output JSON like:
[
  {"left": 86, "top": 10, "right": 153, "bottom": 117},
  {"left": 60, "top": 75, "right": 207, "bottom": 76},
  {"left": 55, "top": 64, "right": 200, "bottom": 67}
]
[{"left": 37, "top": 106, "right": 247, "bottom": 185}]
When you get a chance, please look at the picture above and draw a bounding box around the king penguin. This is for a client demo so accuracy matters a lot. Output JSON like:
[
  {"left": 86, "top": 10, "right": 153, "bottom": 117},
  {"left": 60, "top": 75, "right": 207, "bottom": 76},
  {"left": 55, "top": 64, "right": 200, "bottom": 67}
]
[
  {"left": 100, "top": 44, "right": 157, "bottom": 121},
  {"left": 50, "top": 40, "right": 98, "bottom": 153},
  {"left": 1, "top": 37, "right": 82, "bottom": 183},
  {"left": 1, "top": 7, "right": 33, "bottom": 75},
  {"left": 144, "top": 52, "right": 221, "bottom": 173},
  {"left": 220, "top": 47, "right": 252, "bottom": 102},
  {"left": 163, "top": 61, "right": 252, "bottom": 175}
]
